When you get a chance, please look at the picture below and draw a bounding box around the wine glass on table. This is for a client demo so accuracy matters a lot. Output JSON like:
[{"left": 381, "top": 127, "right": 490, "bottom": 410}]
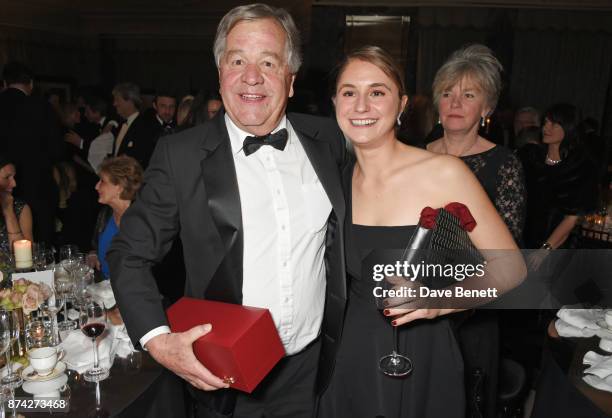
[
  {"left": 57, "top": 252, "right": 84, "bottom": 331},
  {"left": 79, "top": 301, "right": 109, "bottom": 382},
  {"left": 40, "top": 290, "right": 65, "bottom": 346},
  {"left": 0, "top": 309, "right": 22, "bottom": 388},
  {"left": 59, "top": 244, "right": 79, "bottom": 264},
  {"left": 74, "top": 263, "right": 93, "bottom": 310}
]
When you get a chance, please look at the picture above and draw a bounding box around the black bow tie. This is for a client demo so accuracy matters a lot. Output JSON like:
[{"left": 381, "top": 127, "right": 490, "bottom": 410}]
[{"left": 242, "top": 128, "right": 288, "bottom": 156}]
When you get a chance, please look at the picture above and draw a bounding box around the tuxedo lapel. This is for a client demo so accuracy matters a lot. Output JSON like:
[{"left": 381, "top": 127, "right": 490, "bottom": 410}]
[
  {"left": 198, "top": 114, "right": 243, "bottom": 303},
  {"left": 289, "top": 116, "right": 345, "bottom": 223}
]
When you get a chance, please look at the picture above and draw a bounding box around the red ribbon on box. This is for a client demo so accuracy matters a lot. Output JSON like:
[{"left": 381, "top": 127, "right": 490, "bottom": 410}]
[{"left": 167, "top": 297, "right": 285, "bottom": 393}]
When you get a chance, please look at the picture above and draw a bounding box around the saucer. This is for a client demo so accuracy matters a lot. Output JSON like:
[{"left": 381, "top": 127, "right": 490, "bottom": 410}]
[
  {"left": 22, "top": 373, "right": 67, "bottom": 396},
  {"left": 21, "top": 361, "right": 67, "bottom": 382}
]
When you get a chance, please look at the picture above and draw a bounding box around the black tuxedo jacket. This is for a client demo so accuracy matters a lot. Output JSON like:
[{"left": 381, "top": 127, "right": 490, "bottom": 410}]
[
  {"left": 115, "top": 113, "right": 159, "bottom": 169},
  {"left": 108, "top": 111, "right": 348, "bottom": 411},
  {"left": 0, "top": 88, "right": 62, "bottom": 243}
]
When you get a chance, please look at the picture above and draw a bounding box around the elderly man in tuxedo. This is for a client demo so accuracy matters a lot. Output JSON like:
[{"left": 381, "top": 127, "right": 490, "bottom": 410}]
[
  {"left": 111, "top": 82, "right": 159, "bottom": 169},
  {"left": 108, "top": 4, "right": 347, "bottom": 418}
]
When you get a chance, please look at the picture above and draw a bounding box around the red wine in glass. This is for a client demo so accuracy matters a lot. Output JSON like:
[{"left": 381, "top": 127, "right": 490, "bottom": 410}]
[{"left": 81, "top": 323, "right": 106, "bottom": 339}]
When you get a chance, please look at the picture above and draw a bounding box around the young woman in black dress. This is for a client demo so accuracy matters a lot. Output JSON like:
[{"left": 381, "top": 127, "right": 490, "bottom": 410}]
[{"left": 317, "top": 46, "right": 525, "bottom": 418}]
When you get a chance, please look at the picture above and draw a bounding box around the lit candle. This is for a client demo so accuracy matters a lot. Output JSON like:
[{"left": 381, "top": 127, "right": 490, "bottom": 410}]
[{"left": 13, "top": 240, "right": 33, "bottom": 269}]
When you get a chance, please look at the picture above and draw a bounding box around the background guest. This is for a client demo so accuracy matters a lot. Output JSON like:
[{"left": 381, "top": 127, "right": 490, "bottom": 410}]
[
  {"left": 0, "top": 61, "right": 61, "bottom": 245},
  {"left": 151, "top": 91, "right": 177, "bottom": 136},
  {"left": 514, "top": 106, "right": 541, "bottom": 137},
  {"left": 0, "top": 155, "right": 33, "bottom": 254},
  {"left": 88, "top": 156, "right": 143, "bottom": 280},
  {"left": 428, "top": 44, "right": 526, "bottom": 243},
  {"left": 175, "top": 95, "right": 194, "bottom": 128},
  {"left": 111, "top": 82, "right": 159, "bottom": 169},
  {"left": 427, "top": 44, "right": 527, "bottom": 418},
  {"left": 524, "top": 103, "right": 598, "bottom": 255},
  {"left": 205, "top": 91, "right": 223, "bottom": 119}
]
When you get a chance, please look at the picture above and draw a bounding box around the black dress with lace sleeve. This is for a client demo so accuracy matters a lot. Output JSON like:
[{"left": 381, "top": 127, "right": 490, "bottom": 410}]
[{"left": 460, "top": 146, "right": 527, "bottom": 245}]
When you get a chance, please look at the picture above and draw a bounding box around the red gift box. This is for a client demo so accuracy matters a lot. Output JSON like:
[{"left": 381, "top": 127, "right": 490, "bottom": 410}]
[{"left": 166, "top": 297, "right": 285, "bottom": 393}]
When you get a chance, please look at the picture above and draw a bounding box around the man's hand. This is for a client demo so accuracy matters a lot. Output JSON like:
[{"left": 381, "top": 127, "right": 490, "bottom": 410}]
[
  {"left": 64, "top": 131, "right": 82, "bottom": 148},
  {"left": 145, "top": 324, "right": 229, "bottom": 391}
]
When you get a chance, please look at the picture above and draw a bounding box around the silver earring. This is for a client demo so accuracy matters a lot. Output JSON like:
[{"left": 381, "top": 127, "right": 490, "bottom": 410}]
[
  {"left": 438, "top": 118, "right": 441, "bottom": 124},
  {"left": 480, "top": 117, "right": 486, "bottom": 127},
  {"left": 397, "top": 115, "right": 402, "bottom": 126}
]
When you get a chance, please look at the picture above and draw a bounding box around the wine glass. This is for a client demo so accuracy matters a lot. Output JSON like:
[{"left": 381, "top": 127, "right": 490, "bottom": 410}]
[
  {"left": 55, "top": 270, "right": 76, "bottom": 331},
  {"left": 374, "top": 268, "right": 413, "bottom": 377},
  {"left": 40, "top": 290, "right": 65, "bottom": 346},
  {"left": 79, "top": 302, "right": 109, "bottom": 382},
  {"left": 59, "top": 244, "right": 79, "bottom": 264},
  {"left": 33, "top": 245, "right": 55, "bottom": 272},
  {"left": 0, "top": 309, "right": 22, "bottom": 387},
  {"left": 74, "top": 264, "right": 93, "bottom": 309}
]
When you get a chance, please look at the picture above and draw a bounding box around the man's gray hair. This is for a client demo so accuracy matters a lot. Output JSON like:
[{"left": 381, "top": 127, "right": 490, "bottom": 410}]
[
  {"left": 112, "top": 82, "right": 142, "bottom": 109},
  {"left": 515, "top": 106, "right": 541, "bottom": 126},
  {"left": 213, "top": 3, "right": 302, "bottom": 74}
]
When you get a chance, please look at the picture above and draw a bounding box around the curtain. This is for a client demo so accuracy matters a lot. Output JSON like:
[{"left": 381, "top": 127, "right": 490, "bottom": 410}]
[{"left": 510, "top": 29, "right": 612, "bottom": 121}]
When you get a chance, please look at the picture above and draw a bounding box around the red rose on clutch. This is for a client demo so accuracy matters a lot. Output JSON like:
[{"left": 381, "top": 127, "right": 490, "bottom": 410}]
[{"left": 418, "top": 203, "right": 477, "bottom": 232}]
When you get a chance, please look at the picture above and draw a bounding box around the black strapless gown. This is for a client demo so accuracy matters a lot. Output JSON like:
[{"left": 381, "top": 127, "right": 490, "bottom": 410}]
[{"left": 318, "top": 223, "right": 465, "bottom": 418}]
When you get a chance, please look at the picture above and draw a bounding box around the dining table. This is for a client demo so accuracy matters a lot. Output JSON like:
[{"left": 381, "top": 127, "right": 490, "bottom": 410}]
[{"left": 5, "top": 350, "right": 183, "bottom": 417}]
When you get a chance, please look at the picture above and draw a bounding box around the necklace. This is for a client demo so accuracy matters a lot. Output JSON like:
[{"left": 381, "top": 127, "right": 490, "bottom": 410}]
[
  {"left": 545, "top": 155, "right": 562, "bottom": 165},
  {"left": 442, "top": 137, "right": 478, "bottom": 157}
]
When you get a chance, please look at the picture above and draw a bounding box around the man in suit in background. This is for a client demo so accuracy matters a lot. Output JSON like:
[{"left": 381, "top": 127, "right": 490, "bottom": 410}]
[
  {"left": 0, "top": 61, "right": 61, "bottom": 244},
  {"left": 112, "top": 82, "right": 159, "bottom": 169},
  {"left": 108, "top": 4, "right": 347, "bottom": 418},
  {"left": 151, "top": 91, "right": 177, "bottom": 136}
]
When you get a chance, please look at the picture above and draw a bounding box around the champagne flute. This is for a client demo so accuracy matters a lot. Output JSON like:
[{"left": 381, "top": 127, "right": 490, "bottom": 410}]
[
  {"left": 0, "top": 309, "right": 22, "bottom": 387},
  {"left": 80, "top": 302, "right": 109, "bottom": 382}
]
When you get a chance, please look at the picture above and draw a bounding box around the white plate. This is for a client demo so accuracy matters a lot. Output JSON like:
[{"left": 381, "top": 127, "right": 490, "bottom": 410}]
[
  {"left": 21, "top": 361, "right": 66, "bottom": 382},
  {"left": 22, "top": 373, "right": 67, "bottom": 396}
]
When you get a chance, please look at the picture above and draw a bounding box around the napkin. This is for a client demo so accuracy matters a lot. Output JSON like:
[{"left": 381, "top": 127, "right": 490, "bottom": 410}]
[
  {"left": 554, "top": 307, "right": 612, "bottom": 339},
  {"left": 583, "top": 350, "right": 612, "bottom": 393},
  {"left": 60, "top": 327, "right": 116, "bottom": 374},
  {"left": 557, "top": 307, "right": 604, "bottom": 330},
  {"left": 87, "top": 280, "right": 116, "bottom": 309},
  {"left": 112, "top": 324, "right": 135, "bottom": 359}
]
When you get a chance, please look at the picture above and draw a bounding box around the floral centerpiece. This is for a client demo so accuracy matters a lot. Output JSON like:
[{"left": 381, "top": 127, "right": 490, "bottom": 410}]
[{"left": 0, "top": 278, "right": 52, "bottom": 314}]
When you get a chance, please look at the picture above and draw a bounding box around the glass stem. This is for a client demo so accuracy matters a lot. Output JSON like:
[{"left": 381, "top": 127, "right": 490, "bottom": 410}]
[
  {"left": 391, "top": 325, "right": 399, "bottom": 356},
  {"left": 92, "top": 337, "right": 99, "bottom": 369},
  {"left": 95, "top": 381, "right": 101, "bottom": 409},
  {"left": 52, "top": 314, "right": 59, "bottom": 345},
  {"left": 63, "top": 299, "right": 69, "bottom": 324},
  {"left": 4, "top": 348, "right": 10, "bottom": 376}
]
